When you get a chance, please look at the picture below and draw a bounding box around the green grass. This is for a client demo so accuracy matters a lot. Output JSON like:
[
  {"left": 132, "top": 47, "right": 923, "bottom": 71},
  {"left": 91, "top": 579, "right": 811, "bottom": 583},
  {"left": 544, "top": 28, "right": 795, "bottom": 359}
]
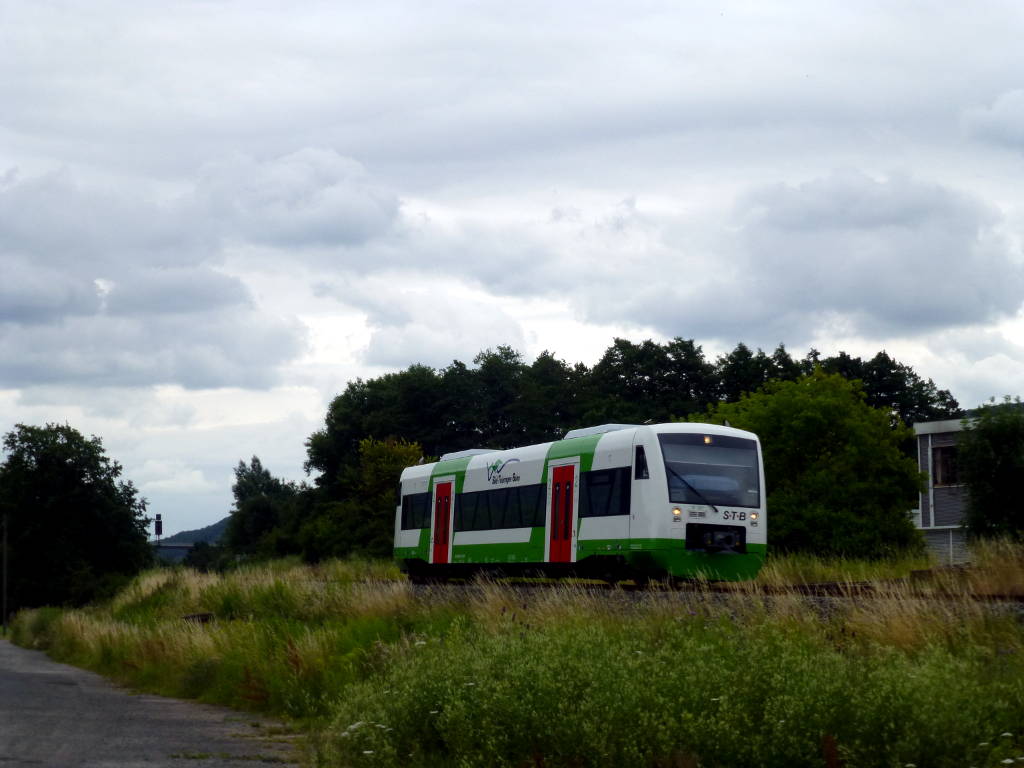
[{"left": 10, "top": 550, "right": 1024, "bottom": 767}]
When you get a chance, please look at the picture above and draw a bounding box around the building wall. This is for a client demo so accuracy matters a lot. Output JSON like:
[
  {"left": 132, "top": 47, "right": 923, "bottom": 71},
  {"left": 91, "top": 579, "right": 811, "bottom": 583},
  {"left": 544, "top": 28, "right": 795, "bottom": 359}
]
[
  {"left": 913, "top": 418, "right": 970, "bottom": 565},
  {"left": 933, "top": 486, "right": 968, "bottom": 527},
  {"left": 922, "top": 528, "right": 969, "bottom": 566}
]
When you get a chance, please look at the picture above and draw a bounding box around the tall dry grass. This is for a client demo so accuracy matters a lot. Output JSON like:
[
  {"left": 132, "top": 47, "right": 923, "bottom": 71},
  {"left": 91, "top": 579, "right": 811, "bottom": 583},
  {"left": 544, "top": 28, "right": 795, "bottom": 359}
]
[{"left": 10, "top": 546, "right": 1024, "bottom": 767}]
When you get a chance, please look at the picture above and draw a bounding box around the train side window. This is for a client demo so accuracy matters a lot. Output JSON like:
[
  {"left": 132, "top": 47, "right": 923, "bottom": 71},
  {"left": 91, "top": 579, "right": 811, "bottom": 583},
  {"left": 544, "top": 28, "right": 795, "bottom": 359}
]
[
  {"left": 524, "top": 484, "right": 544, "bottom": 527},
  {"left": 492, "top": 488, "right": 511, "bottom": 529},
  {"left": 401, "top": 492, "right": 431, "bottom": 530},
  {"left": 579, "top": 467, "right": 631, "bottom": 517},
  {"left": 506, "top": 487, "right": 523, "bottom": 528},
  {"left": 635, "top": 446, "right": 649, "bottom": 479}
]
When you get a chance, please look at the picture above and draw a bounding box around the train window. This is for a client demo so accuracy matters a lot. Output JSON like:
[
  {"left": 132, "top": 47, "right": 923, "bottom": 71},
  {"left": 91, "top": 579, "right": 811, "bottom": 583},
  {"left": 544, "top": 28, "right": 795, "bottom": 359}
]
[
  {"left": 520, "top": 484, "right": 545, "bottom": 527},
  {"left": 579, "top": 467, "right": 631, "bottom": 517},
  {"left": 504, "top": 487, "right": 523, "bottom": 528},
  {"left": 455, "top": 484, "right": 546, "bottom": 531},
  {"left": 635, "top": 446, "right": 649, "bottom": 479},
  {"left": 400, "top": 492, "right": 431, "bottom": 530},
  {"left": 658, "top": 433, "right": 760, "bottom": 508}
]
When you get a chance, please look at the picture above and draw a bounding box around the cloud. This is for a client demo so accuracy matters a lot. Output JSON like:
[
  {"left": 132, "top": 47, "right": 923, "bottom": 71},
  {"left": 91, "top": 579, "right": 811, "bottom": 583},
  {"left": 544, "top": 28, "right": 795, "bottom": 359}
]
[
  {"left": 104, "top": 267, "right": 250, "bottom": 316},
  {"left": 0, "top": 308, "right": 306, "bottom": 389},
  {"left": 317, "top": 273, "right": 527, "bottom": 368},
  {"left": 0, "top": 254, "right": 101, "bottom": 323},
  {"left": 965, "top": 90, "right": 1024, "bottom": 150},
  {"left": 0, "top": 151, "right": 403, "bottom": 388},
  {"left": 578, "top": 171, "right": 1024, "bottom": 346},
  {"left": 136, "top": 459, "right": 218, "bottom": 495},
  {"left": 0, "top": 167, "right": 211, "bottom": 269},
  {"left": 197, "top": 148, "right": 399, "bottom": 248}
]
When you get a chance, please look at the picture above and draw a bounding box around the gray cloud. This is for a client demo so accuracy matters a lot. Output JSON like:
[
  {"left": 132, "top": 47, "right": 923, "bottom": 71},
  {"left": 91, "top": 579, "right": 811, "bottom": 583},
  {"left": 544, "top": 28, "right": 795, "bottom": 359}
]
[
  {"left": 0, "top": 159, "right": 352, "bottom": 388},
  {"left": 0, "top": 168, "right": 210, "bottom": 269},
  {"left": 733, "top": 171, "right": 1022, "bottom": 332},
  {"left": 196, "top": 149, "right": 399, "bottom": 248},
  {"left": 104, "top": 268, "right": 251, "bottom": 316},
  {"left": 564, "top": 172, "right": 1024, "bottom": 347},
  {"left": 0, "top": 309, "right": 306, "bottom": 389},
  {"left": 965, "top": 90, "right": 1024, "bottom": 150},
  {"left": 0, "top": 254, "right": 101, "bottom": 323}
]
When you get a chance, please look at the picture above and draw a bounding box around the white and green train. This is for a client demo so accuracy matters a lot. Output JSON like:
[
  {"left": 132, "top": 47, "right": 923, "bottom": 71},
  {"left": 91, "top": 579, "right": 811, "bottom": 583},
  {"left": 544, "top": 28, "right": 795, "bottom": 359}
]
[{"left": 394, "top": 422, "right": 766, "bottom": 582}]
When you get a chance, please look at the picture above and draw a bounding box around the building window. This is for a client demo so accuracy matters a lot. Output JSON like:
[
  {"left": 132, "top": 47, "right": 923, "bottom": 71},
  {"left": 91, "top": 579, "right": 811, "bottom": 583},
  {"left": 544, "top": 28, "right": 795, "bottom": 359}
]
[{"left": 932, "top": 445, "right": 959, "bottom": 487}]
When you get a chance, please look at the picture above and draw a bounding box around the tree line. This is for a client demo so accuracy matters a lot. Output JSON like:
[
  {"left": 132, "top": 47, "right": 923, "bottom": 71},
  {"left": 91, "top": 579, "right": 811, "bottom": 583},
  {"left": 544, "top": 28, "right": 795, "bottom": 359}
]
[
  {"left": 212, "top": 338, "right": 963, "bottom": 566},
  {"left": 3, "top": 336, "right": 1021, "bottom": 614}
]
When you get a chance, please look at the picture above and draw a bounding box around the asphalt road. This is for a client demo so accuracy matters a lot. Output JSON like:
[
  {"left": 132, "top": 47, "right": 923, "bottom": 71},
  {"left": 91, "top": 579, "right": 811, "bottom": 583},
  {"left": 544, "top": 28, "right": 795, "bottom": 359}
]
[{"left": 0, "top": 639, "right": 298, "bottom": 767}]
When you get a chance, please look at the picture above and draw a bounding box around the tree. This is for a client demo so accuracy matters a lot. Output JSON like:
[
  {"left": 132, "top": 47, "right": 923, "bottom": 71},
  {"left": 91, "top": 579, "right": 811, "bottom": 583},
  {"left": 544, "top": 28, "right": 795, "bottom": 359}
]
[
  {"left": 958, "top": 397, "right": 1024, "bottom": 540},
  {"left": 0, "top": 423, "right": 152, "bottom": 612},
  {"left": 715, "top": 343, "right": 777, "bottom": 402},
  {"left": 695, "top": 373, "right": 924, "bottom": 558},
  {"left": 298, "top": 438, "right": 422, "bottom": 561},
  {"left": 223, "top": 456, "right": 299, "bottom": 557},
  {"left": 512, "top": 351, "right": 583, "bottom": 445},
  {"left": 819, "top": 350, "right": 961, "bottom": 427},
  {"left": 584, "top": 338, "right": 675, "bottom": 423},
  {"left": 663, "top": 338, "right": 717, "bottom": 419}
]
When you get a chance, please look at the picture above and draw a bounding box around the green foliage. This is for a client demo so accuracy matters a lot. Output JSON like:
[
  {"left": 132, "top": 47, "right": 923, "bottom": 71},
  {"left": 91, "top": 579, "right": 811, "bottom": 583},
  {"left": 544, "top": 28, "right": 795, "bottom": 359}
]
[
  {"left": 12, "top": 558, "right": 1024, "bottom": 767},
  {"left": 696, "top": 372, "right": 925, "bottom": 557},
  {"left": 181, "top": 541, "right": 234, "bottom": 572},
  {"left": 818, "top": 350, "right": 960, "bottom": 427},
  {"left": 325, "top": 619, "right": 1022, "bottom": 768},
  {"left": 959, "top": 397, "right": 1024, "bottom": 540},
  {"left": 223, "top": 456, "right": 301, "bottom": 557},
  {"left": 299, "top": 438, "right": 423, "bottom": 561},
  {"left": 0, "top": 423, "right": 152, "bottom": 612}
]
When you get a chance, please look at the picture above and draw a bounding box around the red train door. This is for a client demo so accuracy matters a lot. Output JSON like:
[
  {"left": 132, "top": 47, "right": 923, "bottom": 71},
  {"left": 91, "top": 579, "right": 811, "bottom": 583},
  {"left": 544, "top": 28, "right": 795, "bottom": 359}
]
[
  {"left": 549, "top": 465, "right": 575, "bottom": 562},
  {"left": 432, "top": 481, "right": 452, "bottom": 564}
]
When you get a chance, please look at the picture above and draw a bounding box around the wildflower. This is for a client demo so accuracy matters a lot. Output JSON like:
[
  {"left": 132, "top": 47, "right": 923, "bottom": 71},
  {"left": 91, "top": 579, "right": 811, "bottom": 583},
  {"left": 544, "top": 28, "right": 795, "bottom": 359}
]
[
  {"left": 710, "top": 697, "right": 721, "bottom": 702},
  {"left": 429, "top": 710, "right": 439, "bottom": 714},
  {"left": 363, "top": 750, "right": 374, "bottom": 755},
  {"left": 414, "top": 640, "right": 427, "bottom": 646},
  {"left": 1002, "top": 733, "right": 1014, "bottom": 738}
]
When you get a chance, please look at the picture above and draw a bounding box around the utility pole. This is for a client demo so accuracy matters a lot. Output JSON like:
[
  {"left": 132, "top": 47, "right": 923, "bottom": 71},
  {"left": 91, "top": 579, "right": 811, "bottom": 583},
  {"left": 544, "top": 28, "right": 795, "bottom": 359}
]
[{"left": 2, "top": 514, "right": 8, "bottom": 637}]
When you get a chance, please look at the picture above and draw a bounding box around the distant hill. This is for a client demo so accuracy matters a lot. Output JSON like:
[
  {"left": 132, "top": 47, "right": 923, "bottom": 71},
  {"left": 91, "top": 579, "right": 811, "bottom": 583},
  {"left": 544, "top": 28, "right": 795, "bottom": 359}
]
[
  {"left": 160, "top": 516, "right": 230, "bottom": 545},
  {"left": 153, "top": 517, "right": 230, "bottom": 562}
]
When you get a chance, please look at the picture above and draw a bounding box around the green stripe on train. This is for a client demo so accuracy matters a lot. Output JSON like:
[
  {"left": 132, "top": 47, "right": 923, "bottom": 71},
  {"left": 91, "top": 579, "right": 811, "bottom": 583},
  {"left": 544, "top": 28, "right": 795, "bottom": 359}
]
[
  {"left": 396, "top": 529, "right": 765, "bottom": 581},
  {"left": 540, "top": 434, "right": 601, "bottom": 484},
  {"left": 429, "top": 456, "right": 472, "bottom": 492}
]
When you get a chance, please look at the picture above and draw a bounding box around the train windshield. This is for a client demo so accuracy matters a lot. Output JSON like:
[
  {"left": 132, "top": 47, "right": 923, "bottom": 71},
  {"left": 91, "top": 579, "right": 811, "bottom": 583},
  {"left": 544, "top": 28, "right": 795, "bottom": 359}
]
[{"left": 657, "top": 433, "right": 760, "bottom": 508}]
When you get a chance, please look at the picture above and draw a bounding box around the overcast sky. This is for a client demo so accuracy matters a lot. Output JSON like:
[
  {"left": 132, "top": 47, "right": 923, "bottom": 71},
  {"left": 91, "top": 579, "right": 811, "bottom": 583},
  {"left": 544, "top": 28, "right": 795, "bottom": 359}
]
[{"left": 3, "top": 1, "right": 1024, "bottom": 535}]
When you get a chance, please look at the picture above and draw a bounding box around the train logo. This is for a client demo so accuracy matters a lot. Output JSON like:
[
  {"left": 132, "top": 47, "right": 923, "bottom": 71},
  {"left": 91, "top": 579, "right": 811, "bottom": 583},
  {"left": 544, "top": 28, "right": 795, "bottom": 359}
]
[{"left": 486, "top": 458, "right": 521, "bottom": 486}]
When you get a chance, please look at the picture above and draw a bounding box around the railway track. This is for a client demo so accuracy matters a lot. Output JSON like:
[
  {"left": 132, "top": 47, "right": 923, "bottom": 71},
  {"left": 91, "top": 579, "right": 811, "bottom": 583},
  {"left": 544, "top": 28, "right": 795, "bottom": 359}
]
[{"left": 408, "top": 576, "right": 1024, "bottom": 604}]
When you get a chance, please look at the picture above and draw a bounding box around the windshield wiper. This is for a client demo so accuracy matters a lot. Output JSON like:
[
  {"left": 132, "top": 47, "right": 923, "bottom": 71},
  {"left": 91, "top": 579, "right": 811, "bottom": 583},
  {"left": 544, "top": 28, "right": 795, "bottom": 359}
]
[{"left": 666, "top": 465, "right": 720, "bottom": 516}]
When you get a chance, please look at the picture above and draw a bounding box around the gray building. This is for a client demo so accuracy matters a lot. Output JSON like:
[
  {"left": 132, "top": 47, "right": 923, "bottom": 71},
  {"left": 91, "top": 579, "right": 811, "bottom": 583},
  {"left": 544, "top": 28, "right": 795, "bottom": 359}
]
[{"left": 912, "top": 417, "right": 969, "bottom": 565}]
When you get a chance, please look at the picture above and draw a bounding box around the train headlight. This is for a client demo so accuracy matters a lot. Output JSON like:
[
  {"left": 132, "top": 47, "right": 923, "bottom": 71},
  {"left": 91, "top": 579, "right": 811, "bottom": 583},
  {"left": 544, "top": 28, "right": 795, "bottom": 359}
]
[
  {"left": 749, "top": 512, "right": 759, "bottom": 521},
  {"left": 672, "top": 507, "right": 682, "bottom": 520}
]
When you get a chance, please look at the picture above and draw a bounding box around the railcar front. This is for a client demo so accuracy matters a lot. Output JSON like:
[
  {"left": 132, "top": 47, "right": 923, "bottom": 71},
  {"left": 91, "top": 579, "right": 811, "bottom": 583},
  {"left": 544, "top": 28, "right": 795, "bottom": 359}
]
[{"left": 625, "top": 423, "right": 766, "bottom": 581}]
